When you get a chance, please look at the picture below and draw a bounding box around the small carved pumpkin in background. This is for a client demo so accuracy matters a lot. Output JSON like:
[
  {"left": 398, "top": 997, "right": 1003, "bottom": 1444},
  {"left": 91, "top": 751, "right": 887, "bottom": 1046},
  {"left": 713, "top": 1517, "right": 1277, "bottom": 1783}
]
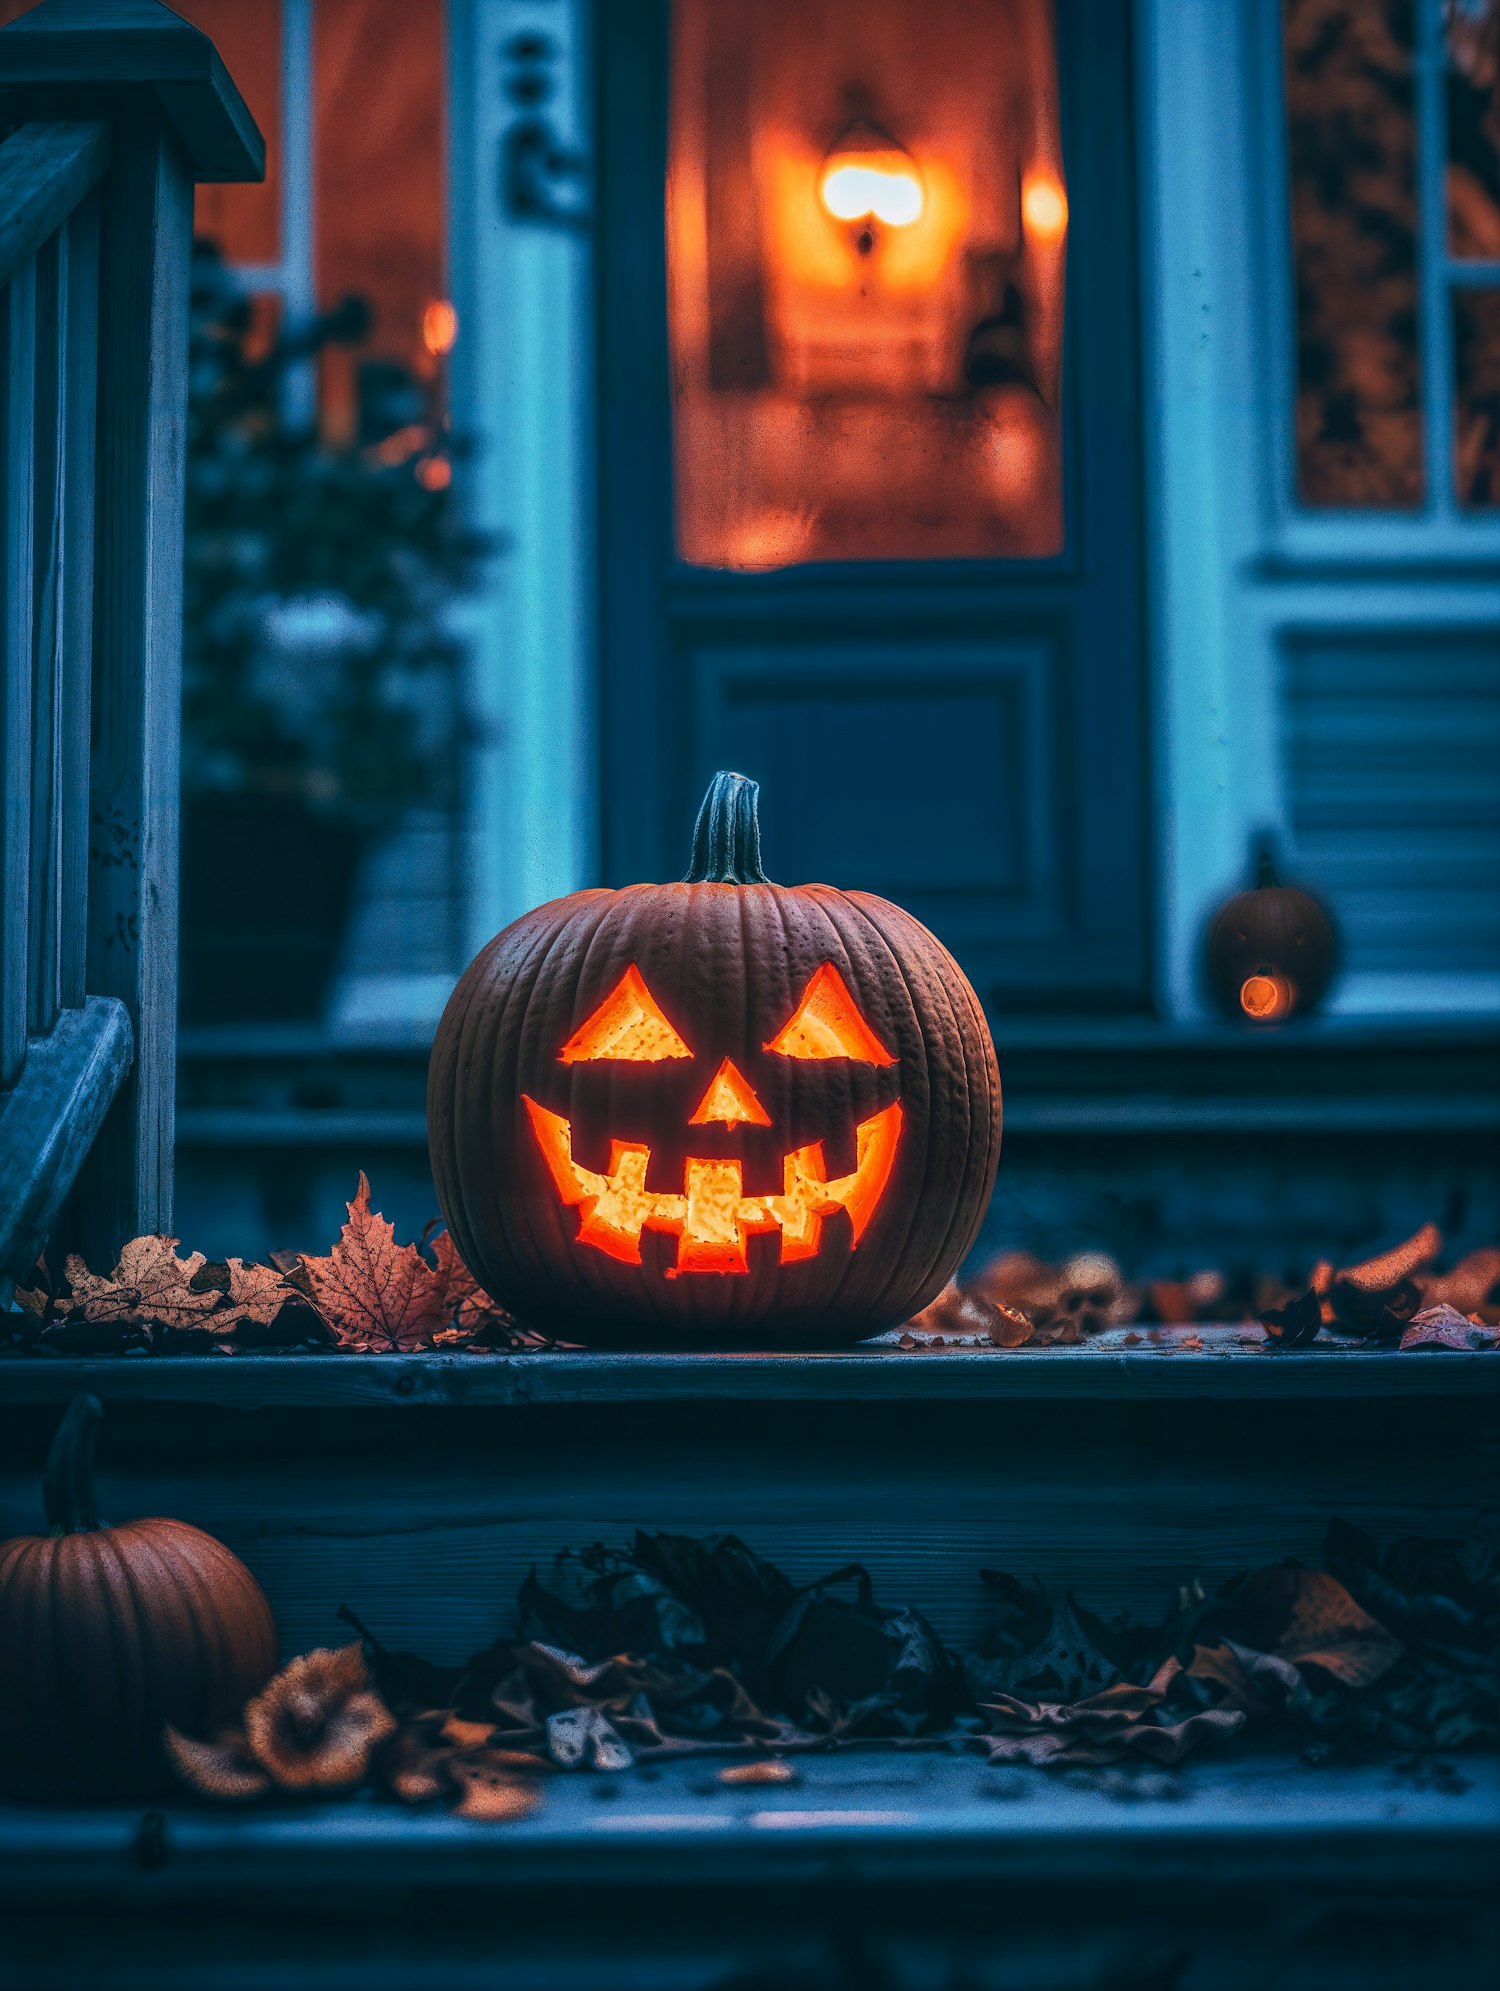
[
  {"left": 428, "top": 772, "right": 1001, "bottom": 1345},
  {"left": 0, "top": 1395, "right": 278, "bottom": 1798},
  {"left": 1204, "top": 844, "right": 1338, "bottom": 1025}
]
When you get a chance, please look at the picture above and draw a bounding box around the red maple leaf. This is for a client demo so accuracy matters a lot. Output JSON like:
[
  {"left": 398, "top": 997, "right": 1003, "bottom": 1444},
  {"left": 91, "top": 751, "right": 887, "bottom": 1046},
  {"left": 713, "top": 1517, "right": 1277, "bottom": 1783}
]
[{"left": 297, "top": 1174, "right": 451, "bottom": 1351}]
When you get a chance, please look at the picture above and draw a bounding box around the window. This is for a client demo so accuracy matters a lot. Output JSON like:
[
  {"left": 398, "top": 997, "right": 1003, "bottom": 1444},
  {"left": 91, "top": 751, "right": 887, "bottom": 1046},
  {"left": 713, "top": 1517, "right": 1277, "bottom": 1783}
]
[
  {"left": 665, "top": 0, "right": 1067, "bottom": 567},
  {"left": 1284, "top": 0, "right": 1500, "bottom": 514}
]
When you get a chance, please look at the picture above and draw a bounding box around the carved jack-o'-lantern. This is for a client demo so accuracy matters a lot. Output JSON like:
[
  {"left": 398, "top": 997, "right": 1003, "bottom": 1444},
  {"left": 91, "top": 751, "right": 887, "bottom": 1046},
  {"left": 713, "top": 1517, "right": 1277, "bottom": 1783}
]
[
  {"left": 428, "top": 773, "right": 1001, "bottom": 1344},
  {"left": 1204, "top": 845, "right": 1339, "bottom": 1025}
]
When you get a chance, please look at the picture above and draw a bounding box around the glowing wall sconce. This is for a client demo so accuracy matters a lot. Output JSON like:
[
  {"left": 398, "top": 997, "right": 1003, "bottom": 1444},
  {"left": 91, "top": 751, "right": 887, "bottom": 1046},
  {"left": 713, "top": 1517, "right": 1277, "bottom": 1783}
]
[{"left": 818, "top": 122, "right": 924, "bottom": 243}]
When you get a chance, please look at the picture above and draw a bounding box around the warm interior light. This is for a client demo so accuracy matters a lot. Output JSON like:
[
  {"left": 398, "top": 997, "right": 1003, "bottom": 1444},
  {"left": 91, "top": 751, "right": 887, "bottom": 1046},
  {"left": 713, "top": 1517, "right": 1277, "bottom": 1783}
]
[
  {"left": 1020, "top": 169, "right": 1068, "bottom": 244},
  {"left": 560, "top": 966, "right": 693, "bottom": 1063},
  {"left": 1240, "top": 973, "right": 1294, "bottom": 1023},
  {"left": 765, "top": 963, "right": 896, "bottom": 1064},
  {"left": 819, "top": 157, "right": 924, "bottom": 227},
  {"left": 422, "top": 298, "right": 459, "bottom": 356}
]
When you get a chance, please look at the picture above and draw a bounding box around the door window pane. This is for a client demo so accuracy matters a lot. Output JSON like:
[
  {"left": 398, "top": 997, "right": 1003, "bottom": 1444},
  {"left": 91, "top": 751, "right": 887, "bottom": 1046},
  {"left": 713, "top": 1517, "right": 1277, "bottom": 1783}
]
[
  {"left": 1455, "top": 287, "right": 1500, "bottom": 504},
  {"left": 667, "top": 0, "right": 1066, "bottom": 567},
  {"left": 1446, "top": 0, "right": 1500, "bottom": 259},
  {"left": 1283, "top": 0, "right": 1423, "bottom": 507}
]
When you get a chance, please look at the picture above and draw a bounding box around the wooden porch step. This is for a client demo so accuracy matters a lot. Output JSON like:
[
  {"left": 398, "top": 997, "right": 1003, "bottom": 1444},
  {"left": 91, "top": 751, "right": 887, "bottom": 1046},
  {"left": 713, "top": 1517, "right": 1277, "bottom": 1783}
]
[
  {"left": 2, "top": 1753, "right": 1496, "bottom": 1991},
  {"left": 5, "top": 1329, "right": 1499, "bottom": 1407},
  {"left": 2, "top": 1749, "right": 1497, "bottom": 1894}
]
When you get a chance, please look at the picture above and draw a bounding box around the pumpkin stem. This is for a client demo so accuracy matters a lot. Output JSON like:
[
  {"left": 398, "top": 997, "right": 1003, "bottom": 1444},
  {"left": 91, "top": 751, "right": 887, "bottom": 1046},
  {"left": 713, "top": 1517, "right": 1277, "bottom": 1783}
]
[
  {"left": 684, "top": 771, "right": 771, "bottom": 885},
  {"left": 43, "top": 1394, "right": 105, "bottom": 1534},
  {"left": 1250, "top": 832, "right": 1281, "bottom": 891}
]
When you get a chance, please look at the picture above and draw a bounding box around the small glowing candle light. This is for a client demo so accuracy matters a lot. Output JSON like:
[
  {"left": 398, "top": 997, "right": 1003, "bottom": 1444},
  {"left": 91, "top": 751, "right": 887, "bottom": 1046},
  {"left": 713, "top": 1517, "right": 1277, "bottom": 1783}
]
[{"left": 1240, "top": 972, "right": 1294, "bottom": 1023}]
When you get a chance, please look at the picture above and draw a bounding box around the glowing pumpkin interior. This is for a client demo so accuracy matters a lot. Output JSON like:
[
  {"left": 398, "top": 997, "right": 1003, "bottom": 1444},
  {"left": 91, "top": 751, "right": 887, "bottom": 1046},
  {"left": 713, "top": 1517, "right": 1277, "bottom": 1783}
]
[{"left": 522, "top": 962, "right": 902, "bottom": 1276}]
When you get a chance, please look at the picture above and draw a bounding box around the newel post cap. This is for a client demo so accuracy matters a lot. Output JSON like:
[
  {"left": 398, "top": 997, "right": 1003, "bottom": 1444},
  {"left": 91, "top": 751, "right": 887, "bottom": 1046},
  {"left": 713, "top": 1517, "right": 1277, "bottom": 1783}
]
[{"left": 0, "top": 0, "right": 264, "bottom": 183}]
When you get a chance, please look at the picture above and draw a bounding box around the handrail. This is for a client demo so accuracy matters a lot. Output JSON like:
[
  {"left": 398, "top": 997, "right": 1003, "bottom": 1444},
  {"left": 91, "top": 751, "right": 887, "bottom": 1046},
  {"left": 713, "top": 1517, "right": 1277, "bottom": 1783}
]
[
  {"left": 0, "top": 0, "right": 262, "bottom": 1289},
  {"left": 0, "top": 121, "right": 108, "bottom": 295}
]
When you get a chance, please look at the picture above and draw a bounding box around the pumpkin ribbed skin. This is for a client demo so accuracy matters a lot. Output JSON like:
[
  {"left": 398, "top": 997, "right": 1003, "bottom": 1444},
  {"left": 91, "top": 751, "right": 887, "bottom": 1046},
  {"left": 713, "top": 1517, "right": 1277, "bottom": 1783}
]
[
  {"left": 0, "top": 1402, "right": 278, "bottom": 1798},
  {"left": 428, "top": 852, "right": 1001, "bottom": 1345}
]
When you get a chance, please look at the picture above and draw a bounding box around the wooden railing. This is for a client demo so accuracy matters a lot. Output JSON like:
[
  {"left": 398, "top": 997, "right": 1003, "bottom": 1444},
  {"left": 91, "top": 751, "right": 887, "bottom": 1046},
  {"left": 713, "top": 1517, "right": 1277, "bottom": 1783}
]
[{"left": 0, "top": 0, "right": 261, "bottom": 1295}]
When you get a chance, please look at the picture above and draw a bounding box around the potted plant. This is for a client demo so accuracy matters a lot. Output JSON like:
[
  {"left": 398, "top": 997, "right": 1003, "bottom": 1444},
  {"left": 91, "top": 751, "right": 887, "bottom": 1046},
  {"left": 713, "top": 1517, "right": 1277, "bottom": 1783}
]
[{"left": 179, "top": 245, "right": 484, "bottom": 1025}]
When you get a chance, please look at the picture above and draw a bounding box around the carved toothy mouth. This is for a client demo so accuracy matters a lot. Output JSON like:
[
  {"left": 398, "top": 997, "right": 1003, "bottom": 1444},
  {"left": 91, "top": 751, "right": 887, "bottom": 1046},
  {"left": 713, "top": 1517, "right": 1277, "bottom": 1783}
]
[{"left": 522, "top": 1097, "right": 904, "bottom": 1276}]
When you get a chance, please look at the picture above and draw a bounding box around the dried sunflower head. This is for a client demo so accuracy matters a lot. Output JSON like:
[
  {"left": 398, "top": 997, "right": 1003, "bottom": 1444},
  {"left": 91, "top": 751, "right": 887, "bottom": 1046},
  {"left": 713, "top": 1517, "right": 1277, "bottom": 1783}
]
[{"left": 243, "top": 1642, "right": 396, "bottom": 1792}]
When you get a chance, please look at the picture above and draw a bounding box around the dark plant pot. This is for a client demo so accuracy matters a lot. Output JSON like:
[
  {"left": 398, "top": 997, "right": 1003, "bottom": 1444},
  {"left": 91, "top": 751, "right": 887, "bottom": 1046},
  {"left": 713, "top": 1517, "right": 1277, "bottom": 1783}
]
[{"left": 180, "top": 795, "right": 362, "bottom": 1025}]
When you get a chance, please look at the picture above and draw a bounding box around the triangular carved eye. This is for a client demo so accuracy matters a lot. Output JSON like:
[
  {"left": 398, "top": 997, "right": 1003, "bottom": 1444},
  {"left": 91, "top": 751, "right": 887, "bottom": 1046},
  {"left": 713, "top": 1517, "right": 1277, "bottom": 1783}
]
[
  {"left": 765, "top": 964, "right": 896, "bottom": 1065},
  {"left": 560, "top": 965, "right": 693, "bottom": 1062}
]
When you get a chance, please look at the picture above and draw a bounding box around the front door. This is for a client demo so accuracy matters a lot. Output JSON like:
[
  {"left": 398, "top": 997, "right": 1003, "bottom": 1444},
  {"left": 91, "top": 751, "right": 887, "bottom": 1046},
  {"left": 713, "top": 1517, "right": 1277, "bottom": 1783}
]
[{"left": 596, "top": 0, "right": 1147, "bottom": 1011}]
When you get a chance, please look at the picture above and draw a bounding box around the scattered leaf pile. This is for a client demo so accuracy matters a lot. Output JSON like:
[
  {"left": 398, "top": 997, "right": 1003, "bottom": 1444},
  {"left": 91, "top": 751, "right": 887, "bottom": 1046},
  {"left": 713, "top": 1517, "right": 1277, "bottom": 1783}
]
[
  {"left": 167, "top": 1523, "right": 1499, "bottom": 1812},
  {"left": 912, "top": 1224, "right": 1500, "bottom": 1354},
  {"left": 8, "top": 1192, "right": 1498, "bottom": 1357},
  {"left": 10, "top": 1175, "right": 534, "bottom": 1356}
]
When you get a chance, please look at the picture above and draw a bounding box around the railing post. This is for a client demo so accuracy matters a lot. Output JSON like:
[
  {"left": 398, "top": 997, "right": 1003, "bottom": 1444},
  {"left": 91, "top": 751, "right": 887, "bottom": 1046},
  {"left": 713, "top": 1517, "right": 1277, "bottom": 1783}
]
[{"left": 0, "top": 0, "right": 263, "bottom": 1267}]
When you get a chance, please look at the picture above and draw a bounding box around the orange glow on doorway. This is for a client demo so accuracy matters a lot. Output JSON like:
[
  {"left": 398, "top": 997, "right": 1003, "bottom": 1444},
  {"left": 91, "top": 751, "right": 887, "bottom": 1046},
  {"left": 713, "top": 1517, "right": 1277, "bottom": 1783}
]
[
  {"left": 1021, "top": 169, "right": 1068, "bottom": 244},
  {"left": 422, "top": 299, "right": 459, "bottom": 356}
]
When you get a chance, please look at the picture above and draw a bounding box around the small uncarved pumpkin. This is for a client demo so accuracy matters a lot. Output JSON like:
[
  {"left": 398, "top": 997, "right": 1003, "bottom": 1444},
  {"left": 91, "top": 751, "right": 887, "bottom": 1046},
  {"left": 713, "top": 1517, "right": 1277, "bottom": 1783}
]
[
  {"left": 0, "top": 1395, "right": 278, "bottom": 1798},
  {"left": 428, "top": 772, "right": 1002, "bottom": 1345},
  {"left": 1204, "top": 847, "right": 1338, "bottom": 1025}
]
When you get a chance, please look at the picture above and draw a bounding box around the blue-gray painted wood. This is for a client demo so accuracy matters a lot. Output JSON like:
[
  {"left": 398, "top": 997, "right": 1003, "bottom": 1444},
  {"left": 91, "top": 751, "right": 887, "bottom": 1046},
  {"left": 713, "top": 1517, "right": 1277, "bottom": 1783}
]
[
  {"left": 58, "top": 193, "right": 99, "bottom": 1013},
  {"left": 0, "top": 993, "right": 131, "bottom": 1285},
  {"left": 27, "top": 226, "right": 64, "bottom": 1040},
  {"left": 0, "top": 1, "right": 263, "bottom": 185},
  {"left": 71, "top": 116, "right": 193, "bottom": 1268},
  {"left": 0, "top": 256, "right": 35, "bottom": 1093},
  {"left": 0, "top": 1751, "right": 1495, "bottom": 1896},
  {"left": 2, "top": 1336, "right": 1497, "bottom": 1409},
  {"left": 1, "top": 1379, "right": 1492, "bottom": 1664},
  {"left": 0, "top": 121, "right": 109, "bottom": 295}
]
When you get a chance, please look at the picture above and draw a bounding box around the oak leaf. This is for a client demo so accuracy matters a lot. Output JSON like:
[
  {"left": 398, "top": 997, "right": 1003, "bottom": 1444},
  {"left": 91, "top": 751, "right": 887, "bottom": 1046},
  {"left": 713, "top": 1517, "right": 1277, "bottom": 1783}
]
[{"left": 296, "top": 1173, "right": 451, "bottom": 1351}]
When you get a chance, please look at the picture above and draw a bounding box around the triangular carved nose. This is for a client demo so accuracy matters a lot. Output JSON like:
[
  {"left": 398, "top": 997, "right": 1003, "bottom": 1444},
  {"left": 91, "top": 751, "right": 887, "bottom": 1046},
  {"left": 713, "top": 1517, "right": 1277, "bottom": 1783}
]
[{"left": 688, "top": 1057, "right": 772, "bottom": 1127}]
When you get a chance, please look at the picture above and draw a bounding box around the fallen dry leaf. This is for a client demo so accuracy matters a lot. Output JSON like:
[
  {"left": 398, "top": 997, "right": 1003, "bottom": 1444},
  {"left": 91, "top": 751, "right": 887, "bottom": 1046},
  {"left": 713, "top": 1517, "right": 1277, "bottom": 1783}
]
[
  {"left": 448, "top": 1757, "right": 543, "bottom": 1821},
  {"left": 1400, "top": 1305, "right": 1499, "bottom": 1353},
  {"left": 193, "top": 1258, "right": 299, "bottom": 1336},
  {"left": 718, "top": 1758, "right": 796, "bottom": 1786},
  {"left": 296, "top": 1174, "right": 452, "bottom": 1351},
  {"left": 981, "top": 1659, "right": 1244, "bottom": 1768},
  {"left": 1244, "top": 1568, "right": 1403, "bottom": 1689},
  {"left": 1187, "top": 1639, "right": 1311, "bottom": 1719},
  {"left": 1420, "top": 1248, "right": 1500, "bottom": 1322},
  {"left": 165, "top": 1726, "right": 272, "bottom": 1802},
  {"left": 64, "top": 1236, "right": 221, "bottom": 1332},
  {"left": 1259, "top": 1288, "right": 1322, "bottom": 1347},
  {"left": 430, "top": 1230, "right": 505, "bottom": 1335}
]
